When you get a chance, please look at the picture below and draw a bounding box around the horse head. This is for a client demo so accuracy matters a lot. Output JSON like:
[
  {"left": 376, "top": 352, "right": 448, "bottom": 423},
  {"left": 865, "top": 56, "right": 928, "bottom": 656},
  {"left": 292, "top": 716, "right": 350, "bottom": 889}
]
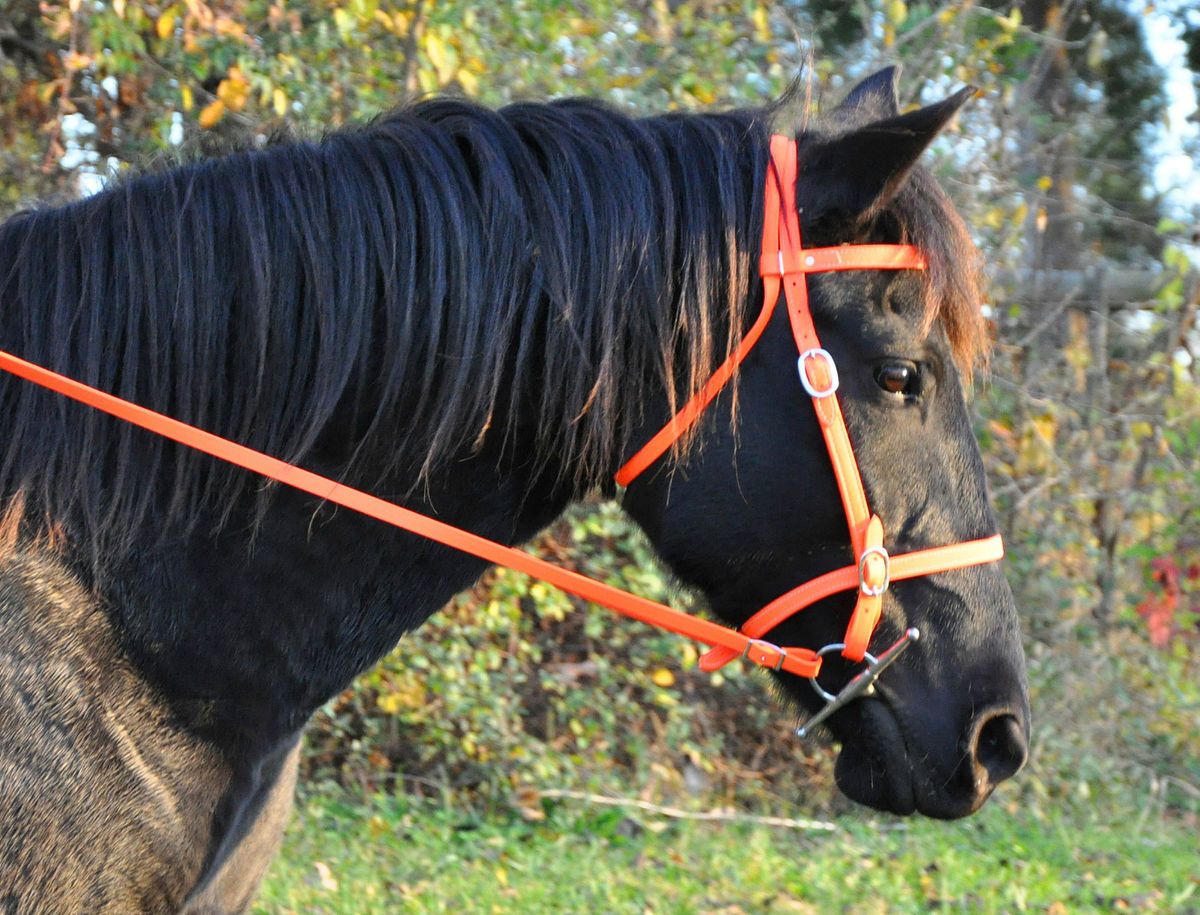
[{"left": 623, "top": 68, "right": 1029, "bottom": 819}]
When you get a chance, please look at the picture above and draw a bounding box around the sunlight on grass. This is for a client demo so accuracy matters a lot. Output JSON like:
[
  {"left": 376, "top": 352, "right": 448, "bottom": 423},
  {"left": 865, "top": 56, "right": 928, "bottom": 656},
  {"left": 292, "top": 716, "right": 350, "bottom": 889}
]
[{"left": 256, "top": 787, "right": 1198, "bottom": 914}]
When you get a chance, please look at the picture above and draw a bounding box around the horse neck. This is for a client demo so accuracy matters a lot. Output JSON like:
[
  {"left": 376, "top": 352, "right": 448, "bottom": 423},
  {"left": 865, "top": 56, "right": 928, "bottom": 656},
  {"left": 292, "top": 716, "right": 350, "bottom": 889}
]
[{"left": 102, "top": 435, "right": 578, "bottom": 760}]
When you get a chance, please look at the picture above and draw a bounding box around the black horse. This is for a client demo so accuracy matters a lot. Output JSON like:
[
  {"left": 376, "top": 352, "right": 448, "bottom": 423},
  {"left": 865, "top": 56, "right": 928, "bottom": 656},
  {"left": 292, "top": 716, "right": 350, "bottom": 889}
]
[{"left": 0, "top": 68, "right": 1028, "bottom": 912}]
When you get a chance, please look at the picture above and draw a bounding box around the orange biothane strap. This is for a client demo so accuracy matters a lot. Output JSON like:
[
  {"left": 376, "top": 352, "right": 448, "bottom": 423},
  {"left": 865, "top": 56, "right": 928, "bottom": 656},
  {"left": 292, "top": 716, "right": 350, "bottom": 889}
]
[
  {"left": 769, "top": 134, "right": 875, "bottom": 657},
  {"left": 757, "top": 245, "right": 928, "bottom": 278},
  {"left": 845, "top": 515, "right": 886, "bottom": 656},
  {"left": 613, "top": 281, "right": 781, "bottom": 488},
  {"left": 0, "top": 348, "right": 823, "bottom": 679},
  {"left": 697, "top": 532, "right": 1004, "bottom": 672}
]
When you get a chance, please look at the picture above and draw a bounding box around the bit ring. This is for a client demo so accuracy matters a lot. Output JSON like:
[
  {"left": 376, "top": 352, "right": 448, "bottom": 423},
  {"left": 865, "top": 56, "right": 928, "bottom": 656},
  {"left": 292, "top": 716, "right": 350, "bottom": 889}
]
[{"left": 808, "top": 643, "right": 879, "bottom": 703}]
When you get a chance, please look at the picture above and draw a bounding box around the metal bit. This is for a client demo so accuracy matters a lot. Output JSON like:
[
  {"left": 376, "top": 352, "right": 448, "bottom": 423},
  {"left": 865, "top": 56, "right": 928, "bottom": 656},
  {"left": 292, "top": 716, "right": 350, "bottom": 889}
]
[{"left": 795, "top": 628, "right": 920, "bottom": 738}]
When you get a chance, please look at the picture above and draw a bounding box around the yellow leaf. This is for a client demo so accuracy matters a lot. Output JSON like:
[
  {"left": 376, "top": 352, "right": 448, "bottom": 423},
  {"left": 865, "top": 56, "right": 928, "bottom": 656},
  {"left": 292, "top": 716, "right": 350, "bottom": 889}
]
[
  {"left": 997, "top": 8, "right": 1022, "bottom": 32},
  {"left": 180, "top": 84, "right": 194, "bottom": 111},
  {"left": 214, "top": 15, "right": 245, "bottom": 38},
  {"left": 376, "top": 692, "right": 403, "bottom": 715},
  {"left": 1032, "top": 413, "right": 1057, "bottom": 443},
  {"left": 679, "top": 642, "right": 698, "bottom": 668},
  {"left": 273, "top": 87, "right": 288, "bottom": 117},
  {"left": 652, "top": 667, "right": 675, "bottom": 688},
  {"left": 157, "top": 12, "right": 176, "bottom": 40},
  {"left": 753, "top": 3, "right": 770, "bottom": 41},
  {"left": 886, "top": 0, "right": 908, "bottom": 25},
  {"left": 1130, "top": 421, "right": 1154, "bottom": 441},
  {"left": 1037, "top": 175, "right": 1053, "bottom": 191},
  {"left": 333, "top": 8, "right": 355, "bottom": 36},
  {"left": 367, "top": 814, "right": 389, "bottom": 838},
  {"left": 313, "top": 861, "right": 338, "bottom": 892},
  {"left": 494, "top": 867, "right": 508, "bottom": 887},
  {"left": 1086, "top": 30, "right": 1108, "bottom": 70},
  {"left": 113, "top": 0, "right": 126, "bottom": 18},
  {"left": 217, "top": 68, "right": 250, "bottom": 111},
  {"left": 425, "top": 31, "right": 458, "bottom": 84},
  {"left": 458, "top": 68, "right": 478, "bottom": 95},
  {"left": 198, "top": 99, "right": 225, "bottom": 129}
]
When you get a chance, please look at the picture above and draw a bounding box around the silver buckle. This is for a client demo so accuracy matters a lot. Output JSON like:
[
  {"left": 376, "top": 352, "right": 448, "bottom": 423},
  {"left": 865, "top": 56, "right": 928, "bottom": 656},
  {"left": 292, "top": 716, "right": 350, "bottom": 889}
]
[
  {"left": 857, "top": 545, "right": 891, "bottom": 597},
  {"left": 797, "top": 349, "right": 839, "bottom": 398},
  {"left": 742, "top": 637, "right": 787, "bottom": 671},
  {"left": 795, "top": 628, "right": 920, "bottom": 738}
]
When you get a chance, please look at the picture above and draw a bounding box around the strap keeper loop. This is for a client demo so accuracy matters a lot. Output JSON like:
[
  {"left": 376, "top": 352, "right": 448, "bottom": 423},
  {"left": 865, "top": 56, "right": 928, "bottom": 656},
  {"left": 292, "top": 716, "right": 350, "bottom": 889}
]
[{"left": 742, "top": 637, "right": 787, "bottom": 671}]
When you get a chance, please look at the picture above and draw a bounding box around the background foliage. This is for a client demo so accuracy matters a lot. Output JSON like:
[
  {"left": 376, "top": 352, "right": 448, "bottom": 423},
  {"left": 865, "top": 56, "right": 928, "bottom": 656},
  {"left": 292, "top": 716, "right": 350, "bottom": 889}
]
[{"left": 2, "top": 0, "right": 1198, "bottom": 907}]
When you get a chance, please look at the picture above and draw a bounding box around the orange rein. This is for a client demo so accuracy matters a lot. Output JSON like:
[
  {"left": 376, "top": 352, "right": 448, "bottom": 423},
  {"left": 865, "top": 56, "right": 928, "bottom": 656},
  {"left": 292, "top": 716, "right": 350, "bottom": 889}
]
[{"left": 0, "top": 135, "right": 1002, "bottom": 693}]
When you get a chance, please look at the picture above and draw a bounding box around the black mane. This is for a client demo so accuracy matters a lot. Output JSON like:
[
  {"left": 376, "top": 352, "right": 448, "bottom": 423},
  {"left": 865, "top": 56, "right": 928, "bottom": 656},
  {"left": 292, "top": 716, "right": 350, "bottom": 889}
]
[
  {"left": 0, "top": 98, "right": 767, "bottom": 557},
  {"left": 0, "top": 92, "right": 981, "bottom": 561}
]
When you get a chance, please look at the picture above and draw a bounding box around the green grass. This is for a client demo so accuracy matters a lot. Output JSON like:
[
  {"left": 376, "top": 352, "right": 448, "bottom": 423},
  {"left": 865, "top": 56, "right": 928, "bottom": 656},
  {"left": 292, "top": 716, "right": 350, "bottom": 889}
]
[{"left": 255, "top": 787, "right": 1199, "bottom": 914}]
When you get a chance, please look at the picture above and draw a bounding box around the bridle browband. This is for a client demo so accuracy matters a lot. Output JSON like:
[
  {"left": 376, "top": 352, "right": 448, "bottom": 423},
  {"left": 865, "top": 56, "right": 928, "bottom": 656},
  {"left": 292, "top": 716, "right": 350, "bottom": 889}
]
[{"left": 0, "top": 134, "right": 1003, "bottom": 735}]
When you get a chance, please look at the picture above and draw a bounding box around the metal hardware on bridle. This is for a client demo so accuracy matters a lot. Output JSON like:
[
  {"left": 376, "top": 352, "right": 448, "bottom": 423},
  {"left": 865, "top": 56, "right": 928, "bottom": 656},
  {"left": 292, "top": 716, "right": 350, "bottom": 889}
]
[
  {"left": 742, "top": 638, "right": 786, "bottom": 671},
  {"left": 858, "top": 546, "right": 890, "bottom": 597},
  {"left": 797, "top": 349, "right": 839, "bottom": 399},
  {"left": 797, "top": 628, "right": 920, "bottom": 738},
  {"left": 0, "top": 133, "right": 1005, "bottom": 745}
]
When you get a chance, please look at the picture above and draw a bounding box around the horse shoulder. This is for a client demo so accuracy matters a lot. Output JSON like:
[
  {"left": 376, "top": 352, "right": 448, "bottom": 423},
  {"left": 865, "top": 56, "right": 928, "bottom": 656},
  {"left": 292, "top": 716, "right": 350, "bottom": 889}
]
[{"left": 0, "top": 549, "right": 231, "bottom": 912}]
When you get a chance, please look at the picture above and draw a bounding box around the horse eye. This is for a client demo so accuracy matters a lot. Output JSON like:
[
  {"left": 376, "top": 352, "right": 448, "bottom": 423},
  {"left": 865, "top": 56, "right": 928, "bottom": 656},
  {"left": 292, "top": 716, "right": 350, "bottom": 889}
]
[{"left": 874, "top": 362, "right": 919, "bottom": 397}]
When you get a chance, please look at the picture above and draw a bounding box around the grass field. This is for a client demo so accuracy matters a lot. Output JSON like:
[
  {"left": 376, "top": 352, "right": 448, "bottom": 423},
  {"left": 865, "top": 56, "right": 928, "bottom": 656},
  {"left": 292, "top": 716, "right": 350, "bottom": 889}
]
[
  {"left": 257, "top": 597, "right": 1200, "bottom": 913},
  {"left": 255, "top": 784, "right": 1198, "bottom": 914}
]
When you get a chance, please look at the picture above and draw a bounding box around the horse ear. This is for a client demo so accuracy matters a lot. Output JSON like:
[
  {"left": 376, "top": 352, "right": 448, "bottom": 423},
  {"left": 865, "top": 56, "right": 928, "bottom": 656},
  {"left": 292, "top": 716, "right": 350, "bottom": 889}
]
[
  {"left": 836, "top": 66, "right": 901, "bottom": 119},
  {"left": 799, "top": 85, "right": 977, "bottom": 227}
]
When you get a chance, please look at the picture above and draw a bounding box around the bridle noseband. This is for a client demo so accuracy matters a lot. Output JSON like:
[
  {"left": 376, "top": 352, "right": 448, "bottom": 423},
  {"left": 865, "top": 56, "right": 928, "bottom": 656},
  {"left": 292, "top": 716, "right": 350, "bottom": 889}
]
[{"left": 0, "top": 134, "right": 1003, "bottom": 736}]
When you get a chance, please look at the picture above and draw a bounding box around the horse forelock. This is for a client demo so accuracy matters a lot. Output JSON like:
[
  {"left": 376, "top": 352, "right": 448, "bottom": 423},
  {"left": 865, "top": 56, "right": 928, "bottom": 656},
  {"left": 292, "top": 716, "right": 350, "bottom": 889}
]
[{"left": 890, "top": 169, "right": 988, "bottom": 374}]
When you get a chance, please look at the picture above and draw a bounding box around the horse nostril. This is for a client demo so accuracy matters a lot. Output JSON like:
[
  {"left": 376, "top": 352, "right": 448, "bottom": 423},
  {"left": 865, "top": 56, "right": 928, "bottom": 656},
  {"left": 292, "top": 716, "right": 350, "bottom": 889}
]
[{"left": 972, "top": 712, "right": 1028, "bottom": 786}]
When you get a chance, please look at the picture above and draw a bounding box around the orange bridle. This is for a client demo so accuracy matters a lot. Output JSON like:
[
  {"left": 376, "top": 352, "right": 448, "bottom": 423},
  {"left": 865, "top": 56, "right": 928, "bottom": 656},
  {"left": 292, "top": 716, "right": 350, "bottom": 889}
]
[
  {"left": 0, "top": 134, "right": 1003, "bottom": 733},
  {"left": 617, "top": 134, "right": 1004, "bottom": 684}
]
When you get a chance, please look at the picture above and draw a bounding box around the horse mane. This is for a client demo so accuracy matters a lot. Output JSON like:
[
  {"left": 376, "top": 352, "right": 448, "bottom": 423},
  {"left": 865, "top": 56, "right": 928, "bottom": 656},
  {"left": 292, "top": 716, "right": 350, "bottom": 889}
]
[{"left": 0, "top": 93, "right": 984, "bottom": 559}]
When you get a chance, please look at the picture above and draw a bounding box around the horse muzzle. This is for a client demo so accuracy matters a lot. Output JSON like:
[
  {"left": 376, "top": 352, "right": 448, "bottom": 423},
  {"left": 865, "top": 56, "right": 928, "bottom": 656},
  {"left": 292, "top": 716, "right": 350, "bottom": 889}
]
[{"left": 829, "top": 684, "right": 1030, "bottom": 819}]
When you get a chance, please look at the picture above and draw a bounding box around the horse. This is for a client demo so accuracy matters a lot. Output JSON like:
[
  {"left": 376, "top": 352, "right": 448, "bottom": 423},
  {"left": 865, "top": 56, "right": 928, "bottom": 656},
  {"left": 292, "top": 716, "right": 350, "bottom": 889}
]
[{"left": 0, "top": 66, "right": 1029, "bottom": 912}]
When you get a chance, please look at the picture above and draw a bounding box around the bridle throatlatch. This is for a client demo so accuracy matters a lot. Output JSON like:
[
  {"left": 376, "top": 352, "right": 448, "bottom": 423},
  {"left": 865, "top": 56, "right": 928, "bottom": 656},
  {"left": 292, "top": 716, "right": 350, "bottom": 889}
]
[
  {"left": 0, "top": 134, "right": 1003, "bottom": 738},
  {"left": 616, "top": 135, "right": 1004, "bottom": 731}
]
